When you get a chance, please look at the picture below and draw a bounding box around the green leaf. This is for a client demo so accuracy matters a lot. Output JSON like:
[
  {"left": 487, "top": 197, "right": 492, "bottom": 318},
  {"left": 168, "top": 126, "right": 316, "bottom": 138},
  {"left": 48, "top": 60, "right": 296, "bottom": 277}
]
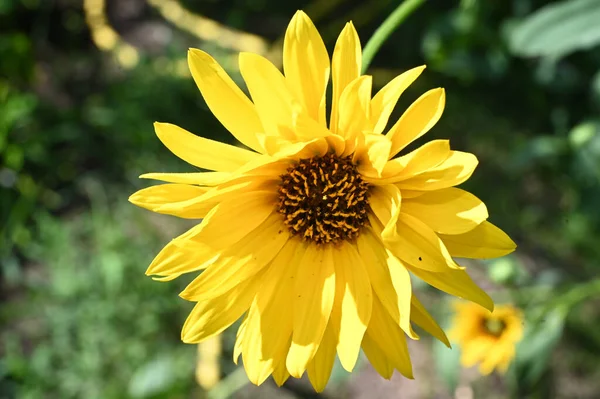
[
  {"left": 514, "top": 310, "right": 565, "bottom": 389},
  {"left": 509, "top": 0, "right": 600, "bottom": 58},
  {"left": 433, "top": 336, "right": 460, "bottom": 393},
  {"left": 128, "top": 356, "right": 177, "bottom": 398}
]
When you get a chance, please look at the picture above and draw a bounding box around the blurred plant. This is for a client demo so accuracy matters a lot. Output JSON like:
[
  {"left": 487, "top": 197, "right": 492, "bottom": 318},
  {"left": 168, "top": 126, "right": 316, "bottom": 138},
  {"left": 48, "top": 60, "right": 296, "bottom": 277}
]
[{"left": 1, "top": 191, "right": 196, "bottom": 398}]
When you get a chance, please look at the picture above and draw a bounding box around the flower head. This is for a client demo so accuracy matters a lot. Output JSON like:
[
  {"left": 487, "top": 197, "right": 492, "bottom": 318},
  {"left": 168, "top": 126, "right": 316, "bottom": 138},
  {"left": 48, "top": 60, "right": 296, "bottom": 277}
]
[
  {"left": 450, "top": 302, "right": 524, "bottom": 375},
  {"left": 129, "top": 10, "right": 516, "bottom": 391}
]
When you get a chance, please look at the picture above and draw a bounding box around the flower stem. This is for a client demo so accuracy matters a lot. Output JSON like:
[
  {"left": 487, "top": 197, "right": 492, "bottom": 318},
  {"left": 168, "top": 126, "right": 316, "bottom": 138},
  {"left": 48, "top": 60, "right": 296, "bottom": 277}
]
[{"left": 361, "top": 0, "right": 426, "bottom": 74}]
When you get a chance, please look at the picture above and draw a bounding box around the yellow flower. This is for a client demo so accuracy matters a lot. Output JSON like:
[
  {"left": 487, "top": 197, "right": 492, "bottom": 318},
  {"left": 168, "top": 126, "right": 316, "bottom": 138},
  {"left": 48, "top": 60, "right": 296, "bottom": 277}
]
[
  {"left": 129, "top": 10, "right": 516, "bottom": 391},
  {"left": 449, "top": 302, "right": 524, "bottom": 375}
]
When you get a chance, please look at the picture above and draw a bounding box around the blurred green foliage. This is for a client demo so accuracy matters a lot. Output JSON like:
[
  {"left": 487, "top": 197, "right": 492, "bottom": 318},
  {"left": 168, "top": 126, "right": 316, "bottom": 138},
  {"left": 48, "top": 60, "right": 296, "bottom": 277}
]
[{"left": 1, "top": 0, "right": 600, "bottom": 398}]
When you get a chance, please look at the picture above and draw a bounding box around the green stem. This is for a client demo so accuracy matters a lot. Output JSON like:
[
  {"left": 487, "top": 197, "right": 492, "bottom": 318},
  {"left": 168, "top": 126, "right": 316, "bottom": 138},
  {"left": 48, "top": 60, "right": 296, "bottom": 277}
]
[
  {"left": 361, "top": 0, "right": 426, "bottom": 74},
  {"left": 207, "top": 366, "right": 249, "bottom": 399}
]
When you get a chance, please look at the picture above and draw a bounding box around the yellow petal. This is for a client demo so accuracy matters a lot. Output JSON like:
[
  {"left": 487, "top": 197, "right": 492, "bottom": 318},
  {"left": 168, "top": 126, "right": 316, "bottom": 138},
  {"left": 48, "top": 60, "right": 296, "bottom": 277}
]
[
  {"left": 337, "top": 75, "right": 372, "bottom": 139},
  {"left": 283, "top": 11, "right": 330, "bottom": 126},
  {"left": 293, "top": 113, "right": 346, "bottom": 155},
  {"left": 370, "top": 66, "right": 426, "bottom": 134},
  {"left": 410, "top": 295, "right": 450, "bottom": 347},
  {"left": 189, "top": 190, "right": 276, "bottom": 251},
  {"left": 180, "top": 213, "right": 289, "bottom": 301},
  {"left": 268, "top": 136, "right": 329, "bottom": 160},
  {"left": 479, "top": 345, "right": 509, "bottom": 375},
  {"left": 188, "top": 49, "right": 264, "bottom": 152},
  {"left": 396, "top": 150, "right": 478, "bottom": 191},
  {"left": 306, "top": 320, "right": 337, "bottom": 392},
  {"left": 460, "top": 336, "right": 494, "bottom": 368},
  {"left": 233, "top": 316, "right": 247, "bottom": 365},
  {"left": 439, "top": 221, "right": 516, "bottom": 259},
  {"left": 139, "top": 171, "right": 232, "bottom": 186},
  {"left": 385, "top": 212, "right": 461, "bottom": 272},
  {"left": 333, "top": 242, "right": 372, "bottom": 371},
  {"left": 145, "top": 225, "right": 217, "bottom": 278},
  {"left": 286, "top": 244, "right": 336, "bottom": 378},
  {"left": 239, "top": 52, "right": 300, "bottom": 139},
  {"left": 387, "top": 88, "right": 446, "bottom": 158},
  {"left": 330, "top": 22, "right": 361, "bottom": 134},
  {"left": 191, "top": 175, "right": 279, "bottom": 211},
  {"left": 368, "top": 184, "right": 402, "bottom": 238},
  {"left": 181, "top": 274, "right": 261, "bottom": 343},
  {"left": 361, "top": 331, "right": 394, "bottom": 379},
  {"left": 356, "top": 133, "right": 392, "bottom": 177},
  {"left": 364, "top": 295, "right": 413, "bottom": 378},
  {"left": 402, "top": 188, "right": 488, "bottom": 235},
  {"left": 128, "top": 184, "right": 210, "bottom": 218},
  {"left": 402, "top": 190, "right": 426, "bottom": 199},
  {"left": 356, "top": 229, "right": 416, "bottom": 339},
  {"left": 408, "top": 265, "right": 494, "bottom": 311},
  {"left": 369, "top": 140, "right": 451, "bottom": 184},
  {"left": 385, "top": 253, "right": 417, "bottom": 338},
  {"left": 154, "top": 122, "right": 259, "bottom": 172},
  {"left": 272, "top": 359, "right": 290, "bottom": 387},
  {"left": 242, "top": 240, "right": 300, "bottom": 385}
]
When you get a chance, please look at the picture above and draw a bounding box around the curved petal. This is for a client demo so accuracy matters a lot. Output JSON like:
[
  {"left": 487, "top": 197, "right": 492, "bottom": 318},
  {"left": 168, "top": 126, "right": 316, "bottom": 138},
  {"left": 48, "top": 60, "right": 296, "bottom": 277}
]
[
  {"left": 332, "top": 242, "right": 372, "bottom": 372},
  {"left": 128, "top": 184, "right": 210, "bottom": 219},
  {"left": 356, "top": 133, "right": 392, "bottom": 177},
  {"left": 283, "top": 11, "right": 330, "bottom": 126},
  {"left": 188, "top": 49, "right": 264, "bottom": 152},
  {"left": 402, "top": 188, "right": 488, "bottom": 235},
  {"left": 189, "top": 190, "right": 277, "bottom": 251},
  {"left": 233, "top": 316, "right": 247, "bottom": 365},
  {"left": 306, "top": 318, "right": 337, "bottom": 392},
  {"left": 330, "top": 22, "right": 361, "bottom": 134},
  {"left": 242, "top": 240, "right": 300, "bottom": 385},
  {"left": 370, "top": 66, "right": 426, "bottom": 134},
  {"left": 266, "top": 136, "right": 329, "bottom": 160},
  {"left": 368, "top": 184, "right": 402, "bottom": 238},
  {"left": 395, "top": 150, "right": 478, "bottom": 191},
  {"left": 361, "top": 332, "right": 394, "bottom": 379},
  {"left": 293, "top": 112, "right": 346, "bottom": 155},
  {"left": 337, "top": 75, "right": 372, "bottom": 139},
  {"left": 364, "top": 295, "right": 413, "bottom": 378},
  {"left": 239, "top": 52, "right": 300, "bottom": 139},
  {"left": 272, "top": 359, "right": 290, "bottom": 387},
  {"left": 139, "top": 171, "right": 232, "bottom": 186},
  {"left": 439, "top": 221, "right": 516, "bottom": 259},
  {"left": 356, "top": 229, "right": 416, "bottom": 339},
  {"left": 179, "top": 213, "right": 289, "bottom": 301},
  {"left": 154, "top": 122, "right": 259, "bottom": 172},
  {"left": 145, "top": 224, "right": 217, "bottom": 278},
  {"left": 408, "top": 265, "right": 494, "bottom": 311},
  {"left": 169, "top": 174, "right": 278, "bottom": 217},
  {"left": 368, "top": 140, "right": 451, "bottom": 185},
  {"left": 387, "top": 88, "right": 446, "bottom": 158},
  {"left": 181, "top": 272, "right": 261, "bottom": 343},
  {"left": 286, "top": 244, "right": 336, "bottom": 378},
  {"left": 410, "top": 295, "right": 450, "bottom": 347},
  {"left": 385, "top": 212, "right": 461, "bottom": 272}
]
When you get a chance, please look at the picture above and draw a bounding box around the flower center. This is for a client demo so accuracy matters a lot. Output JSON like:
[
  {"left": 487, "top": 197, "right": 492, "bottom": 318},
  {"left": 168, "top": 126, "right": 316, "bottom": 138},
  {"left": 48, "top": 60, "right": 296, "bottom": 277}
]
[
  {"left": 483, "top": 318, "right": 506, "bottom": 337},
  {"left": 277, "top": 153, "right": 370, "bottom": 245}
]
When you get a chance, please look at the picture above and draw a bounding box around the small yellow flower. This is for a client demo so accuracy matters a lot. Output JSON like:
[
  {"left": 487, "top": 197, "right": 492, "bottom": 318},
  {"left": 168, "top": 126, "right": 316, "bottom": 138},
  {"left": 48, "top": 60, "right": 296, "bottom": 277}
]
[
  {"left": 129, "top": 10, "right": 516, "bottom": 391},
  {"left": 450, "top": 302, "right": 524, "bottom": 375}
]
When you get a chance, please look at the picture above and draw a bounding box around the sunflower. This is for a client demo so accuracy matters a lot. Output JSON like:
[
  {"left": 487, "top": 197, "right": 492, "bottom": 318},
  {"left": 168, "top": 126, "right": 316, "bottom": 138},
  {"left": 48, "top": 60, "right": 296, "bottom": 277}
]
[
  {"left": 129, "top": 10, "right": 516, "bottom": 391},
  {"left": 449, "top": 302, "right": 524, "bottom": 375}
]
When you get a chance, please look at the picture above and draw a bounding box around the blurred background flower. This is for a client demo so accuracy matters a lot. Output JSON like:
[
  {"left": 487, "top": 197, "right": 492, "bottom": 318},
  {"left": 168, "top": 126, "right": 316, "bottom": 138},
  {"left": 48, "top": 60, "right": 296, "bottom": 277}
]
[
  {"left": 449, "top": 302, "right": 524, "bottom": 375},
  {"left": 1, "top": 0, "right": 600, "bottom": 398}
]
